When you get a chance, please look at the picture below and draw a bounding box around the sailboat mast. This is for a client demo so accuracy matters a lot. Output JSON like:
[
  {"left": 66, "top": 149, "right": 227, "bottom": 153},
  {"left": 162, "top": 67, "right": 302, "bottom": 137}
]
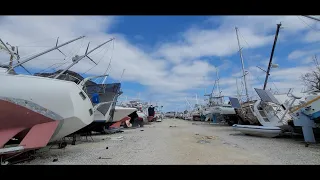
[
  {"left": 54, "top": 38, "right": 114, "bottom": 79},
  {"left": 195, "top": 94, "right": 200, "bottom": 105},
  {"left": 235, "top": 27, "right": 250, "bottom": 102},
  {"left": 216, "top": 68, "right": 222, "bottom": 104},
  {"left": 236, "top": 78, "right": 241, "bottom": 102},
  {"left": 9, "top": 36, "right": 85, "bottom": 71},
  {"left": 185, "top": 97, "right": 193, "bottom": 110},
  {"left": 263, "top": 23, "right": 281, "bottom": 90}
]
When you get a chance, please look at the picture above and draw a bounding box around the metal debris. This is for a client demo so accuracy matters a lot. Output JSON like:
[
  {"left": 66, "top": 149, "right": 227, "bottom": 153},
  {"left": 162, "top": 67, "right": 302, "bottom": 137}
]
[
  {"left": 52, "top": 158, "right": 58, "bottom": 162},
  {"left": 106, "top": 147, "right": 109, "bottom": 149},
  {"left": 140, "top": 130, "right": 144, "bottom": 131}
]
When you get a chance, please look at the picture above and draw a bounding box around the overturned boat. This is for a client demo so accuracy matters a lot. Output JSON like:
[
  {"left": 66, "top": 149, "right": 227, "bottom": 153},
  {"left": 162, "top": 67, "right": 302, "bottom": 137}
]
[{"left": 233, "top": 88, "right": 297, "bottom": 138}]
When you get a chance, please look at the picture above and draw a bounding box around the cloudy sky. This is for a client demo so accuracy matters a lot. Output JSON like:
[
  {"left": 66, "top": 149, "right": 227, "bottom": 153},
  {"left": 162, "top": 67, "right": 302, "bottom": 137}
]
[{"left": 0, "top": 16, "right": 319, "bottom": 111}]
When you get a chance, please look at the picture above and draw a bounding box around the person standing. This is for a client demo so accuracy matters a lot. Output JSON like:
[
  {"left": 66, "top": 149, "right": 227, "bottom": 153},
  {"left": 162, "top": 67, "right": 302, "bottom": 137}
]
[{"left": 148, "top": 105, "right": 155, "bottom": 117}]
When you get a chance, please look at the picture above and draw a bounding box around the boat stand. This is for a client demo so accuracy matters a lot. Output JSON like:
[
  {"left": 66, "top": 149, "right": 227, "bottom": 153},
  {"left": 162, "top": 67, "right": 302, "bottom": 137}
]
[
  {"left": 0, "top": 146, "right": 36, "bottom": 165},
  {"left": 293, "top": 112, "right": 317, "bottom": 147},
  {"left": 67, "top": 133, "right": 94, "bottom": 145}
]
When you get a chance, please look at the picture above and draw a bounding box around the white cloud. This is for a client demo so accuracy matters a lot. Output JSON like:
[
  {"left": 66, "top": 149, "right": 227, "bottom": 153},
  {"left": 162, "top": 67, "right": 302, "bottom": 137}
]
[
  {"left": 288, "top": 49, "right": 320, "bottom": 60},
  {"left": 0, "top": 15, "right": 318, "bottom": 111},
  {"left": 303, "top": 31, "right": 320, "bottom": 43}
]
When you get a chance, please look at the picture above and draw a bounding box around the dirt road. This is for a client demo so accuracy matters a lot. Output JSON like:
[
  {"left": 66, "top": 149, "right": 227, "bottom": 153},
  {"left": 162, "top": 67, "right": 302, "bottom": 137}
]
[{"left": 21, "top": 118, "right": 320, "bottom": 165}]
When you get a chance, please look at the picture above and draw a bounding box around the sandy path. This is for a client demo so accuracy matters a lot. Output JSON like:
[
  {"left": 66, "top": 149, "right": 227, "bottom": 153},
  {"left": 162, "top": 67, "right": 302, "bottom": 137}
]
[{"left": 20, "top": 119, "right": 320, "bottom": 165}]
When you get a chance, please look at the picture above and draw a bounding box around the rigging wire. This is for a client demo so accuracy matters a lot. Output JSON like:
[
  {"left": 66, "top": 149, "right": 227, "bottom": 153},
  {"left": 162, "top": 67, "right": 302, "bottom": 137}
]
[
  {"left": 238, "top": 29, "right": 252, "bottom": 49},
  {"left": 98, "top": 39, "right": 115, "bottom": 84},
  {"left": 297, "top": 16, "right": 320, "bottom": 32},
  {"left": 81, "top": 45, "right": 110, "bottom": 75}
]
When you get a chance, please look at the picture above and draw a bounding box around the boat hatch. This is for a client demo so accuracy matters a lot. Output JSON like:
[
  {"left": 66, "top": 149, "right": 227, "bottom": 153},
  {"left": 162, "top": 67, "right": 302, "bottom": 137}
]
[
  {"left": 89, "top": 108, "right": 93, "bottom": 116},
  {"left": 79, "top": 91, "right": 86, "bottom": 100}
]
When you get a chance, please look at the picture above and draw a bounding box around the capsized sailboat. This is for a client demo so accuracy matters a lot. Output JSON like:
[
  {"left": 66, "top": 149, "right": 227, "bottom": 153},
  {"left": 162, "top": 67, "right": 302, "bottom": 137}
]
[{"left": 233, "top": 88, "right": 297, "bottom": 137}]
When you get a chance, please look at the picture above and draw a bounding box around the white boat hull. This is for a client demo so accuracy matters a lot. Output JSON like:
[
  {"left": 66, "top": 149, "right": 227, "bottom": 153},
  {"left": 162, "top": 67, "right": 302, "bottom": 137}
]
[
  {"left": 204, "top": 106, "right": 236, "bottom": 115},
  {"left": 112, "top": 106, "right": 137, "bottom": 122},
  {"left": 0, "top": 74, "right": 94, "bottom": 142},
  {"left": 232, "top": 124, "right": 282, "bottom": 138},
  {"left": 137, "top": 112, "right": 148, "bottom": 123}
]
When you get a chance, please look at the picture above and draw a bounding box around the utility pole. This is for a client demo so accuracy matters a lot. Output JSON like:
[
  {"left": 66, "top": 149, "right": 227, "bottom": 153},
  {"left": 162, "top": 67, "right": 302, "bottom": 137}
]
[
  {"left": 235, "top": 27, "right": 250, "bottom": 102},
  {"left": 263, "top": 23, "right": 282, "bottom": 90}
]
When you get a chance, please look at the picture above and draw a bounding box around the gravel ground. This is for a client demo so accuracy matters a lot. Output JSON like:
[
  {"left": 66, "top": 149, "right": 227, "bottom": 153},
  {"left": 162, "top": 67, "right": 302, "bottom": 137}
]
[{"left": 19, "top": 119, "right": 320, "bottom": 165}]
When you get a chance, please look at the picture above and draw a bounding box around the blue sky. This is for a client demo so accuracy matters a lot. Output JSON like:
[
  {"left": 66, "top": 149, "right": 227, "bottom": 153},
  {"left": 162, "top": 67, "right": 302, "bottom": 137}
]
[{"left": 1, "top": 16, "right": 320, "bottom": 111}]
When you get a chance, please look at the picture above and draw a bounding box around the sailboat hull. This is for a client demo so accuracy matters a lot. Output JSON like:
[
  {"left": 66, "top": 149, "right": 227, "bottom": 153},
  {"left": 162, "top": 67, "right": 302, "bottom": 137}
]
[
  {"left": 0, "top": 74, "right": 94, "bottom": 143},
  {"left": 232, "top": 124, "right": 282, "bottom": 138},
  {"left": 112, "top": 107, "right": 137, "bottom": 122},
  {"left": 0, "top": 98, "right": 59, "bottom": 149}
]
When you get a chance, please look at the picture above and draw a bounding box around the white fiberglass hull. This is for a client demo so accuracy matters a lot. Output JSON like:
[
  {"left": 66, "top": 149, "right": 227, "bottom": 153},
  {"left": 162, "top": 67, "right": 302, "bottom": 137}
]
[
  {"left": 137, "top": 112, "right": 148, "bottom": 123},
  {"left": 112, "top": 106, "right": 137, "bottom": 122},
  {"left": 204, "top": 106, "right": 236, "bottom": 115},
  {"left": 0, "top": 74, "right": 94, "bottom": 142},
  {"left": 232, "top": 124, "right": 282, "bottom": 138}
]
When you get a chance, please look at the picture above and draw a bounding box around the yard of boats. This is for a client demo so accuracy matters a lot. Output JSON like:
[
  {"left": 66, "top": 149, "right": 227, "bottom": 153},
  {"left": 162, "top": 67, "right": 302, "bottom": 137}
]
[{"left": 20, "top": 118, "right": 320, "bottom": 165}]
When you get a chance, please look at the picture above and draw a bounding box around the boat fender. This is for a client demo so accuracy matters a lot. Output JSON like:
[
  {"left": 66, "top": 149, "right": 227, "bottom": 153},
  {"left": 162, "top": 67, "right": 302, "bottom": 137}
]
[{"left": 92, "top": 93, "right": 100, "bottom": 103}]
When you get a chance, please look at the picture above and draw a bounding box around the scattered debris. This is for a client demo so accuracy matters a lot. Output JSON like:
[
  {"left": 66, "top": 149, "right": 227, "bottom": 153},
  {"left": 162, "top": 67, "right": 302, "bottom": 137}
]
[
  {"left": 197, "top": 140, "right": 210, "bottom": 144},
  {"left": 52, "top": 158, "right": 58, "bottom": 162},
  {"left": 169, "top": 126, "right": 177, "bottom": 128},
  {"left": 140, "top": 129, "right": 144, "bottom": 131},
  {"left": 106, "top": 147, "right": 109, "bottom": 149},
  {"left": 205, "top": 136, "right": 216, "bottom": 139},
  {"left": 102, "top": 139, "right": 105, "bottom": 140},
  {"left": 98, "top": 157, "right": 112, "bottom": 160},
  {"left": 195, "top": 133, "right": 199, "bottom": 135},
  {"left": 109, "top": 136, "right": 124, "bottom": 141}
]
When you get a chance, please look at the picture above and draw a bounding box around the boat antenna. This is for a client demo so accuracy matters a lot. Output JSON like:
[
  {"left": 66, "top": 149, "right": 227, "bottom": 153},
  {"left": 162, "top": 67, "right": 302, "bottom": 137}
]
[
  {"left": 235, "top": 27, "right": 250, "bottom": 102},
  {"left": 263, "top": 23, "right": 282, "bottom": 90},
  {"left": 8, "top": 36, "right": 85, "bottom": 73},
  {"left": 54, "top": 38, "right": 115, "bottom": 79}
]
